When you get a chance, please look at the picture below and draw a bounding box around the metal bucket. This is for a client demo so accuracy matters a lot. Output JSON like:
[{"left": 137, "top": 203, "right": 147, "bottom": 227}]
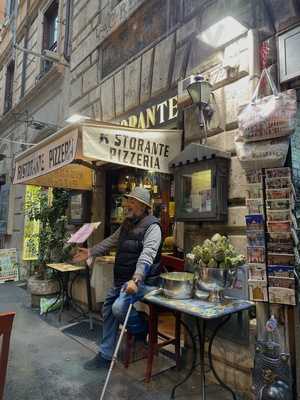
[
  {"left": 195, "top": 267, "right": 237, "bottom": 302},
  {"left": 160, "top": 272, "right": 194, "bottom": 299}
]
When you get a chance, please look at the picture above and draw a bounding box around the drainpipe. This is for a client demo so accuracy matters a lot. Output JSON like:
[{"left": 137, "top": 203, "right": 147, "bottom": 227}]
[
  {"left": 58, "top": 0, "right": 65, "bottom": 57},
  {"left": 20, "top": 0, "right": 30, "bottom": 98},
  {"left": 63, "top": 0, "right": 72, "bottom": 62}
]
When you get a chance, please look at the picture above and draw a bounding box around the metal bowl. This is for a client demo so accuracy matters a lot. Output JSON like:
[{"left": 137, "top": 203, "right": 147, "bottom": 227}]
[{"left": 160, "top": 272, "right": 194, "bottom": 299}]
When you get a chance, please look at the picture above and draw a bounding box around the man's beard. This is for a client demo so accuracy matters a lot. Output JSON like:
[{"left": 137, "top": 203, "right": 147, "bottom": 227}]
[{"left": 122, "top": 214, "right": 143, "bottom": 232}]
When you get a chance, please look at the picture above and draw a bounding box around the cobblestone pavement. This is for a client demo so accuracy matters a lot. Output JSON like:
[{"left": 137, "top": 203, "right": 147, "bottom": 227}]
[{"left": 1, "top": 282, "right": 235, "bottom": 400}]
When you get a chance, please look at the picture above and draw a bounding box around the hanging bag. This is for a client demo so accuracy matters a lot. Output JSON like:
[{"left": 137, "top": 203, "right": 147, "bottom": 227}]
[{"left": 237, "top": 68, "right": 297, "bottom": 143}]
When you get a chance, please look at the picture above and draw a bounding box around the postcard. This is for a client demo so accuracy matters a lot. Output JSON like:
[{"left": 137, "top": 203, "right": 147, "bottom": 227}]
[
  {"left": 265, "top": 167, "right": 291, "bottom": 179},
  {"left": 248, "top": 280, "right": 268, "bottom": 302},
  {"left": 245, "top": 214, "right": 264, "bottom": 231},
  {"left": 268, "top": 287, "right": 296, "bottom": 306},
  {"left": 268, "top": 276, "right": 295, "bottom": 289},
  {"left": 249, "top": 264, "right": 267, "bottom": 281},
  {"left": 246, "top": 199, "right": 264, "bottom": 214},
  {"left": 267, "top": 221, "right": 291, "bottom": 233},
  {"left": 267, "top": 210, "right": 290, "bottom": 222},
  {"left": 267, "top": 265, "right": 295, "bottom": 278},
  {"left": 247, "top": 246, "right": 265, "bottom": 263},
  {"left": 247, "top": 231, "right": 265, "bottom": 247}
]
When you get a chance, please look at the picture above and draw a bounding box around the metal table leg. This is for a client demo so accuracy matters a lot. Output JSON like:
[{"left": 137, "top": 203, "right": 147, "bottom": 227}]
[
  {"left": 67, "top": 271, "right": 92, "bottom": 326},
  {"left": 84, "top": 264, "right": 94, "bottom": 330},
  {"left": 207, "top": 315, "right": 238, "bottom": 400},
  {"left": 59, "top": 271, "right": 69, "bottom": 322},
  {"left": 196, "top": 318, "right": 206, "bottom": 400},
  {"left": 44, "top": 271, "right": 63, "bottom": 318},
  {"left": 170, "top": 318, "right": 197, "bottom": 399}
]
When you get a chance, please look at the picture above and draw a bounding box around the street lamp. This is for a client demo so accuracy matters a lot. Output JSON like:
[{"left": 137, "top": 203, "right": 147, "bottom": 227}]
[{"left": 186, "top": 75, "right": 213, "bottom": 144}]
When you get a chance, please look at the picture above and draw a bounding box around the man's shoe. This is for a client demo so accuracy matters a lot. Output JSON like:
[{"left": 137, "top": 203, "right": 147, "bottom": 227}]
[{"left": 83, "top": 353, "right": 111, "bottom": 371}]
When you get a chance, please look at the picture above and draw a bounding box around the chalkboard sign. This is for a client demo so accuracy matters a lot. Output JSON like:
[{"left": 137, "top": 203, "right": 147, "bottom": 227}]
[{"left": 0, "top": 248, "right": 19, "bottom": 283}]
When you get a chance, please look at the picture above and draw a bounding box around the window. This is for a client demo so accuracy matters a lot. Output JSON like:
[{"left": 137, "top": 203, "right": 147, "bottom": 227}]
[
  {"left": 4, "top": 60, "right": 14, "bottom": 114},
  {"left": 102, "top": 0, "right": 181, "bottom": 78},
  {"left": 42, "top": 0, "right": 59, "bottom": 74},
  {"left": 0, "top": 176, "right": 10, "bottom": 235},
  {"left": 43, "top": 1, "right": 59, "bottom": 50},
  {"left": 5, "top": 0, "right": 16, "bottom": 18}
]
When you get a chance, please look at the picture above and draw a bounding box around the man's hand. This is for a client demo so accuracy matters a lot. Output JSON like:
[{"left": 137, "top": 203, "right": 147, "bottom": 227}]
[
  {"left": 73, "top": 247, "right": 89, "bottom": 263},
  {"left": 124, "top": 280, "right": 138, "bottom": 295}
]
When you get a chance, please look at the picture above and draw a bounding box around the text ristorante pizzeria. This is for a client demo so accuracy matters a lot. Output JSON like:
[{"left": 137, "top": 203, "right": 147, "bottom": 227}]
[{"left": 108, "top": 134, "right": 170, "bottom": 170}]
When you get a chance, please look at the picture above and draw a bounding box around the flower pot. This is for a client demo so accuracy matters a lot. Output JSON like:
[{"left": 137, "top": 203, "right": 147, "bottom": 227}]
[
  {"left": 27, "top": 275, "right": 59, "bottom": 308},
  {"left": 195, "top": 267, "right": 237, "bottom": 302}
]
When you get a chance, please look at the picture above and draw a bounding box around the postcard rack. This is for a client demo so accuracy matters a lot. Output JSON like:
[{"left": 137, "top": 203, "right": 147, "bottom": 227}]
[{"left": 246, "top": 168, "right": 299, "bottom": 306}]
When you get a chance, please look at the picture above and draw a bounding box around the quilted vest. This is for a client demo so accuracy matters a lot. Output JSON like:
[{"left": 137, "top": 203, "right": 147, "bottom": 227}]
[{"left": 114, "top": 215, "right": 162, "bottom": 287}]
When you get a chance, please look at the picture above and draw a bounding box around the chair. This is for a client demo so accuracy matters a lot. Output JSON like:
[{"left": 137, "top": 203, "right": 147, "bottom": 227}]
[{"left": 0, "top": 312, "right": 15, "bottom": 400}]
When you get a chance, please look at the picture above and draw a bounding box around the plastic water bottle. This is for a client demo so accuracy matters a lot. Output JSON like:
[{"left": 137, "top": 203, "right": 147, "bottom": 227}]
[{"left": 262, "top": 315, "right": 281, "bottom": 358}]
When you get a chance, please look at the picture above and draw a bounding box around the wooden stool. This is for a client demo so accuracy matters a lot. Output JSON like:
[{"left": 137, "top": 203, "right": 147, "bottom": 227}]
[
  {"left": 124, "top": 303, "right": 181, "bottom": 383},
  {"left": 0, "top": 312, "right": 15, "bottom": 400}
]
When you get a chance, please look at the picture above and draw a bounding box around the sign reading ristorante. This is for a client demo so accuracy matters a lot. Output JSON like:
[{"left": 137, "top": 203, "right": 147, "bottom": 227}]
[
  {"left": 118, "top": 94, "right": 178, "bottom": 129},
  {"left": 82, "top": 125, "right": 181, "bottom": 174},
  {"left": 15, "top": 130, "right": 78, "bottom": 183}
]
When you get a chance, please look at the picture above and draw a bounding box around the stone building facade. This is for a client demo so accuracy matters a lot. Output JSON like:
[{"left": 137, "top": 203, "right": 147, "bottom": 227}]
[
  {"left": 0, "top": 0, "right": 72, "bottom": 251},
  {"left": 1, "top": 0, "right": 300, "bottom": 396}
]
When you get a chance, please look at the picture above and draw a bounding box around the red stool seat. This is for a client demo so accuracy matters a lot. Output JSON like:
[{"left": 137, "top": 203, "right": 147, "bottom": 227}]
[{"left": 124, "top": 303, "right": 181, "bottom": 383}]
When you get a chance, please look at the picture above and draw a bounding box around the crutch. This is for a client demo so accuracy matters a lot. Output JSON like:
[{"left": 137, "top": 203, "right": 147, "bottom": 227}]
[{"left": 99, "top": 302, "right": 133, "bottom": 400}]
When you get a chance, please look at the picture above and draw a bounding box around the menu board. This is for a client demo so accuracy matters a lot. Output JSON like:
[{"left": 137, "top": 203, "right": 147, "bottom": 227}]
[
  {"left": 67, "top": 222, "right": 101, "bottom": 244},
  {"left": 0, "top": 248, "right": 19, "bottom": 283}
]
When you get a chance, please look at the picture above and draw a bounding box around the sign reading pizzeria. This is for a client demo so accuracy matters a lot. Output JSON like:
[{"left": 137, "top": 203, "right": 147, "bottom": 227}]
[
  {"left": 14, "top": 130, "right": 78, "bottom": 183},
  {"left": 82, "top": 125, "right": 181, "bottom": 174}
]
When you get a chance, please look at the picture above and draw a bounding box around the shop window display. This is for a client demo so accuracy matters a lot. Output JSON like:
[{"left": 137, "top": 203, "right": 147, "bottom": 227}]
[{"left": 106, "top": 168, "right": 174, "bottom": 238}]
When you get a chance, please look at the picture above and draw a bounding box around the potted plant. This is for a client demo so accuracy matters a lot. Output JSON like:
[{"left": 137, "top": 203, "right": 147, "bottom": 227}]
[
  {"left": 26, "top": 188, "right": 71, "bottom": 307},
  {"left": 187, "top": 234, "right": 246, "bottom": 302}
]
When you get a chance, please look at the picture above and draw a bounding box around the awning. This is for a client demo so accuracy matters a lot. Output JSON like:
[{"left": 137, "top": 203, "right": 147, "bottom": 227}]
[
  {"left": 13, "top": 121, "right": 182, "bottom": 190},
  {"left": 169, "top": 143, "right": 231, "bottom": 168}
]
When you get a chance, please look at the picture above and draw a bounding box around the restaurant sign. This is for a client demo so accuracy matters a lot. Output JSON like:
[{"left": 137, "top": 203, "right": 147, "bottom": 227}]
[
  {"left": 82, "top": 125, "right": 182, "bottom": 174},
  {"left": 14, "top": 130, "right": 78, "bottom": 185},
  {"left": 118, "top": 95, "right": 178, "bottom": 129}
]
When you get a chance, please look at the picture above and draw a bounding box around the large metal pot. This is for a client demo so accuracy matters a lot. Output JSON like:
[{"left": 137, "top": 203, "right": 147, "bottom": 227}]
[
  {"left": 160, "top": 272, "right": 194, "bottom": 299},
  {"left": 195, "top": 267, "right": 237, "bottom": 302}
]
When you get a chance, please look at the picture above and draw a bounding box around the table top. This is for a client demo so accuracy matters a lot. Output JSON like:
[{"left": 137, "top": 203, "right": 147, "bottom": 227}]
[
  {"left": 47, "top": 263, "right": 86, "bottom": 273},
  {"left": 144, "top": 291, "right": 254, "bottom": 320}
]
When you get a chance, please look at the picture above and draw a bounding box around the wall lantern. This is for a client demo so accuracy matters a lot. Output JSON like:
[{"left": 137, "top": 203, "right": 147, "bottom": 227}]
[
  {"left": 186, "top": 75, "right": 212, "bottom": 107},
  {"left": 186, "top": 74, "right": 213, "bottom": 143}
]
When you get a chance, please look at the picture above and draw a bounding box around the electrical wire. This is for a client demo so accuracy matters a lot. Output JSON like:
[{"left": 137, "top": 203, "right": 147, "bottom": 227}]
[{"left": 0, "top": 137, "right": 35, "bottom": 146}]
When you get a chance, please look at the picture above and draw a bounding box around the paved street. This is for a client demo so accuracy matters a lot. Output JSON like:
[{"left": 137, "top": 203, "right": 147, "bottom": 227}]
[{"left": 1, "top": 282, "right": 236, "bottom": 400}]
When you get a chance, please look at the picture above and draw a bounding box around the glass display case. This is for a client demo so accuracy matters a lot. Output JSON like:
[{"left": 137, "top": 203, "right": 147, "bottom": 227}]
[
  {"left": 174, "top": 158, "right": 229, "bottom": 221},
  {"left": 68, "top": 191, "right": 92, "bottom": 224}
]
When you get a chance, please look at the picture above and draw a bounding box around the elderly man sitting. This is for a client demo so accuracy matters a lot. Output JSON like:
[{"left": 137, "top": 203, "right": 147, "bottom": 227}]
[{"left": 74, "top": 187, "right": 162, "bottom": 370}]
